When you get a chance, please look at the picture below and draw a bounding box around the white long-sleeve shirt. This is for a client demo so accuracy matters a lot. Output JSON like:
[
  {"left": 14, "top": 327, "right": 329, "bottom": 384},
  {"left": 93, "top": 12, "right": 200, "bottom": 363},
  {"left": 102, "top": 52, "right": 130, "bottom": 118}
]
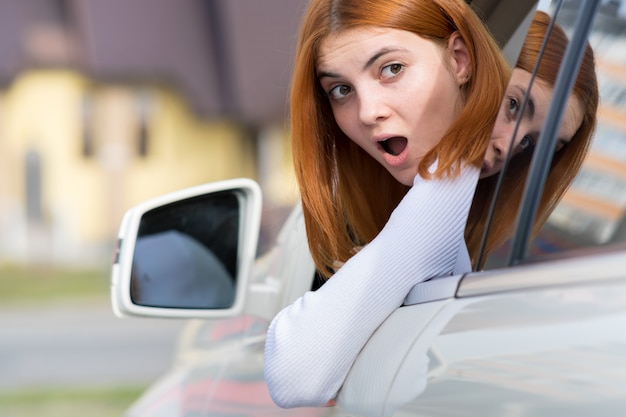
[{"left": 264, "top": 163, "right": 479, "bottom": 408}]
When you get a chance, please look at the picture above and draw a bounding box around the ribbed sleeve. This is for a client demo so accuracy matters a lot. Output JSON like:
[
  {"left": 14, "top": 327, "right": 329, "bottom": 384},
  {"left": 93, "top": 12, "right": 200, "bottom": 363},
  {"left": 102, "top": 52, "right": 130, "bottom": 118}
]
[{"left": 264, "top": 163, "right": 479, "bottom": 408}]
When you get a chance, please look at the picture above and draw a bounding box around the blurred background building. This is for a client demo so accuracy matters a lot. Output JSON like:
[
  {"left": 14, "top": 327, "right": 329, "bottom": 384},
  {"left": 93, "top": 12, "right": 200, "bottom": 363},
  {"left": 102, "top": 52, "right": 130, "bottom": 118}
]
[
  {"left": 542, "top": 0, "right": 626, "bottom": 247},
  {"left": 0, "top": 0, "right": 306, "bottom": 266}
]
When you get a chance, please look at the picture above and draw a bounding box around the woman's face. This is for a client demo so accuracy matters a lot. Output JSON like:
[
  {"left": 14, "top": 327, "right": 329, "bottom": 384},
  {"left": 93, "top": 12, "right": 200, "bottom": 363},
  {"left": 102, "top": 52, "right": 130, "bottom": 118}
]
[
  {"left": 480, "top": 68, "right": 584, "bottom": 179},
  {"left": 316, "top": 26, "right": 470, "bottom": 186}
]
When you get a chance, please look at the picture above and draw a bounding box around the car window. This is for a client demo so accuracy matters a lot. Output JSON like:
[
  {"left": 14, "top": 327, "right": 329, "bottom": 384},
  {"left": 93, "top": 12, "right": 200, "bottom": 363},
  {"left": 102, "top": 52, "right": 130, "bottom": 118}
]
[
  {"left": 474, "top": 0, "right": 626, "bottom": 270},
  {"left": 541, "top": 1, "right": 626, "bottom": 249}
]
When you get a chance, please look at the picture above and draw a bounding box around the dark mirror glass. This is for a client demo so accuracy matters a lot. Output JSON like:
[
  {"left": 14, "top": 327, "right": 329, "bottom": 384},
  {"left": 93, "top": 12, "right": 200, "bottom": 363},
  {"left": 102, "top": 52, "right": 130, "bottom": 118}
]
[{"left": 130, "top": 191, "right": 240, "bottom": 309}]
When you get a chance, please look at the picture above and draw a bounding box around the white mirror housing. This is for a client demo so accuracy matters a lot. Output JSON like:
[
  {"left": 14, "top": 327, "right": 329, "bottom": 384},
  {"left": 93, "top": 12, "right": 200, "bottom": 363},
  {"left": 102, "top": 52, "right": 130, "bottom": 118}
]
[{"left": 110, "top": 178, "right": 262, "bottom": 319}]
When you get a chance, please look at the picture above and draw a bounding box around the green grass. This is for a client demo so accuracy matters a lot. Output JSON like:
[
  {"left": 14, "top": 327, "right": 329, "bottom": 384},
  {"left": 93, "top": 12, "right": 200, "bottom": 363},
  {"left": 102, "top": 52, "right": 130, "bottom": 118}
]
[
  {"left": 0, "top": 263, "right": 109, "bottom": 305},
  {"left": 0, "top": 385, "right": 146, "bottom": 417},
  {"left": 0, "top": 265, "right": 146, "bottom": 417}
]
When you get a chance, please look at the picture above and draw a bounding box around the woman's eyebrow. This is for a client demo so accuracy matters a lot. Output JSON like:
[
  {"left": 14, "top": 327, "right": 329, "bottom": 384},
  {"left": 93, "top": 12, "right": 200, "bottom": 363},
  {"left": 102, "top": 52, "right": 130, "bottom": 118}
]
[
  {"left": 316, "top": 46, "right": 409, "bottom": 80},
  {"left": 317, "top": 70, "right": 339, "bottom": 80},
  {"left": 362, "top": 47, "right": 408, "bottom": 71}
]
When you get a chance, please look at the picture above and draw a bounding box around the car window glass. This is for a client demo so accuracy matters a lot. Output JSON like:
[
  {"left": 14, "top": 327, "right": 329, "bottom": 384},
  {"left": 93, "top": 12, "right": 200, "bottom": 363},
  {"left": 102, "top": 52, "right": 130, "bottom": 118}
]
[
  {"left": 474, "top": 0, "right": 626, "bottom": 270},
  {"left": 537, "top": 1, "right": 626, "bottom": 252}
]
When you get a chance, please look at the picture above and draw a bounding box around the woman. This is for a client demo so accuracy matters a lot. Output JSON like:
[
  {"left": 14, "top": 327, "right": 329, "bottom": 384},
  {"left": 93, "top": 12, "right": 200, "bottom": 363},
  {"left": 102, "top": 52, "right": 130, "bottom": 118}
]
[
  {"left": 466, "top": 10, "right": 599, "bottom": 268},
  {"left": 265, "top": 0, "right": 510, "bottom": 408}
]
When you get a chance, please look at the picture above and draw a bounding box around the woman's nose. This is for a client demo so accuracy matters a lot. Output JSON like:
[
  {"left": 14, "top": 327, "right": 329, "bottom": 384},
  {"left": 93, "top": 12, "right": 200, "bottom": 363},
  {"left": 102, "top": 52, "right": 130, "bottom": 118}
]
[
  {"left": 491, "top": 136, "right": 511, "bottom": 161},
  {"left": 492, "top": 120, "right": 522, "bottom": 160},
  {"left": 358, "top": 91, "right": 390, "bottom": 125}
]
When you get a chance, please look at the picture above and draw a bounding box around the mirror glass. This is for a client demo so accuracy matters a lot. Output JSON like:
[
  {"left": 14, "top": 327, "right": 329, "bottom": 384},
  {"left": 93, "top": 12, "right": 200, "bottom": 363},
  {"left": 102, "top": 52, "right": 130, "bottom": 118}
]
[{"left": 130, "top": 191, "right": 240, "bottom": 309}]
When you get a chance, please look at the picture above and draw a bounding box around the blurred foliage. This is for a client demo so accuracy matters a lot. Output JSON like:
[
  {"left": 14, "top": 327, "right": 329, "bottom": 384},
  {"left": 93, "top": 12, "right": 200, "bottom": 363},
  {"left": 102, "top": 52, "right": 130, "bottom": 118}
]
[
  {"left": 0, "top": 263, "right": 109, "bottom": 304},
  {"left": 0, "top": 385, "right": 145, "bottom": 417}
]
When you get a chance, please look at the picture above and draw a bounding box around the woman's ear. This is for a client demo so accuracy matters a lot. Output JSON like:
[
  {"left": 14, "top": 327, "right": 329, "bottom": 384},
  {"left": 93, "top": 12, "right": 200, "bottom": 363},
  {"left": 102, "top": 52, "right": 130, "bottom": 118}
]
[{"left": 447, "top": 32, "right": 471, "bottom": 86}]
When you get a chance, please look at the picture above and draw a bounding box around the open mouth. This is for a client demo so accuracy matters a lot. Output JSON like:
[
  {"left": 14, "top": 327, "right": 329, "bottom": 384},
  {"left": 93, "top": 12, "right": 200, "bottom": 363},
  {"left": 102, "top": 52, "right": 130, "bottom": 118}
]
[
  {"left": 380, "top": 136, "right": 408, "bottom": 156},
  {"left": 481, "top": 159, "right": 493, "bottom": 173}
]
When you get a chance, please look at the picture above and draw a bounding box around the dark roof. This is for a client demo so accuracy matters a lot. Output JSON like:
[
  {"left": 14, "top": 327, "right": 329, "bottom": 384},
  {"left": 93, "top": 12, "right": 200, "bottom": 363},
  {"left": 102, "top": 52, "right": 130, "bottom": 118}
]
[{"left": 0, "top": 0, "right": 306, "bottom": 125}]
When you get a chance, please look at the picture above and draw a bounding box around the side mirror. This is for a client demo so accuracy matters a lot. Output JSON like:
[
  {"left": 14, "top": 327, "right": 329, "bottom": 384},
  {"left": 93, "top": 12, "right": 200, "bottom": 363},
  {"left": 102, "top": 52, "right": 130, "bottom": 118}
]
[{"left": 111, "top": 179, "right": 262, "bottom": 319}]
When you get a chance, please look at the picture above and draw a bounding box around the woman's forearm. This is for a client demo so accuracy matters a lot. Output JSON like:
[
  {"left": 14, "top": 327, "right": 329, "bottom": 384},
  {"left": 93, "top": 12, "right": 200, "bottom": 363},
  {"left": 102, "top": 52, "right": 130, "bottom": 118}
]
[{"left": 264, "top": 164, "right": 480, "bottom": 408}]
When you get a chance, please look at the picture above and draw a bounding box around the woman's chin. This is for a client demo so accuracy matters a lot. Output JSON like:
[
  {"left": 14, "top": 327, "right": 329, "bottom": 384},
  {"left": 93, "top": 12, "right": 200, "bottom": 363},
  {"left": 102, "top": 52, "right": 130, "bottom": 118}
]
[{"left": 389, "top": 169, "right": 417, "bottom": 187}]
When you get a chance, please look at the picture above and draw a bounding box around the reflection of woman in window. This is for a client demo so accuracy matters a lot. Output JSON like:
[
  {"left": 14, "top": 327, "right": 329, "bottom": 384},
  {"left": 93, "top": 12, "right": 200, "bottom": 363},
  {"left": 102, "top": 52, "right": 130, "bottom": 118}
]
[
  {"left": 264, "top": 0, "right": 510, "bottom": 408},
  {"left": 466, "top": 11, "right": 599, "bottom": 268}
]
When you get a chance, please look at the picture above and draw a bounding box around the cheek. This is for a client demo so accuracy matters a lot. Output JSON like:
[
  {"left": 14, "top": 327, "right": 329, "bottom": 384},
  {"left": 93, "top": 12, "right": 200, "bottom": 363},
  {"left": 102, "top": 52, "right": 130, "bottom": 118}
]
[
  {"left": 412, "top": 75, "right": 464, "bottom": 124},
  {"left": 331, "top": 106, "right": 358, "bottom": 140},
  {"left": 561, "top": 97, "right": 585, "bottom": 142},
  {"left": 490, "top": 117, "right": 514, "bottom": 143}
]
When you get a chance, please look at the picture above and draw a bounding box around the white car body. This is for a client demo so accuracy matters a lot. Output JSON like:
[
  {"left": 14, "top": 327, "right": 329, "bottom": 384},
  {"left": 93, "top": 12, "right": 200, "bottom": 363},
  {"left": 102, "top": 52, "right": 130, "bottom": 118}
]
[{"left": 116, "top": 200, "right": 626, "bottom": 417}]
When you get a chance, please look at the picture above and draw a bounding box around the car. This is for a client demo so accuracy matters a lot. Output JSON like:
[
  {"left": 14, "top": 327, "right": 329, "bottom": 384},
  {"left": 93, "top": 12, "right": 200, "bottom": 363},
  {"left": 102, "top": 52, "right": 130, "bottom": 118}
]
[{"left": 110, "top": 0, "right": 626, "bottom": 415}]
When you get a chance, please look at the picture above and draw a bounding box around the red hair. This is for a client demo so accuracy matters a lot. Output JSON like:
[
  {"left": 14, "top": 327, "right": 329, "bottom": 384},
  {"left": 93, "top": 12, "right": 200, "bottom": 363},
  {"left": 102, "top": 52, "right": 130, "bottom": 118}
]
[{"left": 291, "top": 0, "right": 510, "bottom": 278}]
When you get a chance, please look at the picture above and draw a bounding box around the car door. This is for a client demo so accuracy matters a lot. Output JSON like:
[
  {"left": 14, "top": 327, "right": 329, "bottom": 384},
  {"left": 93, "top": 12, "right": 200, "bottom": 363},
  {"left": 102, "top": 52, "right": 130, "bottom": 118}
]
[{"left": 335, "top": 1, "right": 626, "bottom": 416}]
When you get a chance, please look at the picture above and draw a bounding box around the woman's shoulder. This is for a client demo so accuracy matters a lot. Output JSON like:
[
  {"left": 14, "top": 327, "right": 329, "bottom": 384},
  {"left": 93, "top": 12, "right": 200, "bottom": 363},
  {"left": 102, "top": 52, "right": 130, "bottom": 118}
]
[{"left": 411, "top": 160, "right": 479, "bottom": 187}]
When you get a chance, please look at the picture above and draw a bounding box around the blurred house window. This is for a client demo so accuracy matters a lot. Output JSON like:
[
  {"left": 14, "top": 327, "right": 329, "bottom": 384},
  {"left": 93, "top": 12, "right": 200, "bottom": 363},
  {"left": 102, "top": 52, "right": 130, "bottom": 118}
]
[
  {"left": 25, "top": 150, "right": 42, "bottom": 222},
  {"left": 81, "top": 94, "right": 94, "bottom": 158},
  {"left": 137, "top": 119, "right": 148, "bottom": 157},
  {"left": 136, "top": 90, "right": 153, "bottom": 157}
]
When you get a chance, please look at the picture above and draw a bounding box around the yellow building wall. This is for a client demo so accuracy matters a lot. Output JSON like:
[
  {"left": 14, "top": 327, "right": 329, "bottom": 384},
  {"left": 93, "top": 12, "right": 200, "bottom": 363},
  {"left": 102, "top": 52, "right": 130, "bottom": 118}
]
[
  {"left": 0, "top": 70, "right": 91, "bottom": 262},
  {"left": 0, "top": 69, "right": 263, "bottom": 265}
]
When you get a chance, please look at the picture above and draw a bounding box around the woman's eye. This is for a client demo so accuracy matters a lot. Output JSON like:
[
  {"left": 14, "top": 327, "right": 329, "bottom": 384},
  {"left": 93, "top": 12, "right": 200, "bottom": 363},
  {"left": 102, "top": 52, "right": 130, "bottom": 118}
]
[
  {"left": 328, "top": 84, "right": 352, "bottom": 100},
  {"left": 555, "top": 139, "right": 569, "bottom": 152},
  {"left": 519, "top": 135, "right": 535, "bottom": 151},
  {"left": 507, "top": 98, "right": 520, "bottom": 119},
  {"left": 381, "top": 63, "right": 403, "bottom": 79}
]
